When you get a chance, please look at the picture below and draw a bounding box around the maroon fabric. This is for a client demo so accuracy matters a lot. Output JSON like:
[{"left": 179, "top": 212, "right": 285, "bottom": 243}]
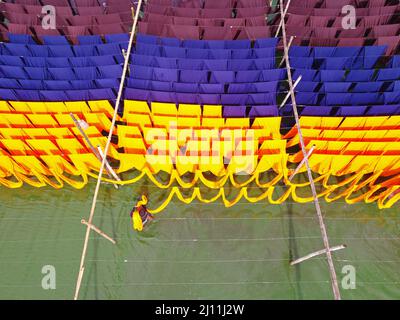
[
  {"left": 245, "top": 16, "right": 266, "bottom": 27},
  {"left": 236, "top": 7, "right": 267, "bottom": 18},
  {"left": 202, "top": 27, "right": 232, "bottom": 40},
  {"left": 290, "top": 0, "right": 320, "bottom": 7},
  {"left": 144, "top": 13, "right": 174, "bottom": 25},
  {"left": 234, "top": 28, "right": 249, "bottom": 40},
  {"left": 308, "top": 16, "right": 330, "bottom": 27},
  {"left": 13, "top": 0, "right": 39, "bottom": 5},
  {"left": 44, "top": 0, "right": 70, "bottom": 6},
  {"left": 23, "top": 4, "right": 42, "bottom": 14},
  {"left": 77, "top": 6, "right": 104, "bottom": 15},
  {"left": 313, "top": 27, "right": 339, "bottom": 39},
  {"left": 286, "top": 26, "right": 313, "bottom": 37},
  {"left": 286, "top": 14, "right": 309, "bottom": 27},
  {"left": 368, "top": 0, "right": 388, "bottom": 7},
  {"left": 53, "top": 6, "right": 74, "bottom": 16},
  {"left": 173, "top": 7, "right": 201, "bottom": 18},
  {"left": 67, "top": 15, "right": 94, "bottom": 26},
  {"left": 92, "top": 23, "right": 126, "bottom": 35},
  {"left": 236, "top": 0, "right": 266, "bottom": 7},
  {"left": 359, "top": 16, "right": 381, "bottom": 28},
  {"left": 74, "top": 0, "right": 99, "bottom": 7},
  {"left": 324, "top": 0, "right": 356, "bottom": 8},
  {"left": 149, "top": 0, "right": 173, "bottom": 5},
  {"left": 376, "top": 36, "right": 400, "bottom": 56},
  {"left": 368, "top": 6, "right": 398, "bottom": 16},
  {"left": 65, "top": 25, "right": 90, "bottom": 43},
  {"left": 166, "top": 25, "right": 200, "bottom": 39},
  {"left": 174, "top": 16, "right": 198, "bottom": 26},
  {"left": 204, "top": 0, "right": 234, "bottom": 9},
  {"left": 354, "top": 8, "right": 369, "bottom": 16},
  {"left": 32, "top": 25, "right": 62, "bottom": 36},
  {"left": 224, "top": 18, "right": 246, "bottom": 27},
  {"left": 1, "top": 3, "right": 25, "bottom": 14},
  {"left": 7, "top": 23, "right": 30, "bottom": 35},
  {"left": 139, "top": 21, "right": 166, "bottom": 36},
  {"left": 245, "top": 26, "right": 272, "bottom": 40},
  {"left": 337, "top": 37, "right": 365, "bottom": 47},
  {"left": 288, "top": 7, "right": 315, "bottom": 15},
  {"left": 309, "top": 38, "right": 339, "bottom": 46},
  {"left": 145, "top": 4, "right": 172, "bottom": 15},
  {"left": 331, "top": 16, "right": 350, "bottom": 27},
  {"left": 312, "top": 8, "right": 340, "bottom": 16},
  {"left": 339, "top": 28, "right": 367, "bottom": 38},
  {"left": 120, "top": 12, "right": 133, "bottom": 25},
  {"left": 179, "top": 0, "right": 204, "bottom": 8},
  {"left": 5, "top": 13, "right": 40, "bottom": 25},
  {"left": 371, "top": 25, "right": 399, "bottom": 38},
  {"left": 23, "top": 4, "right": 73, "bottom": 15},
  {"left": 143, "top": 21, "right": 169, "bottom": 37},
  {"left": 107, "top": 0, "right": 132, "bottom": 5},
  {"left": 95, "top": 13, "right": 122, "bottom": 25},
  {"left": 201, "top": 9, "right": 233, "bottom": 18},
  {"left": 107, "top": 5, "right": 132, "bottom": 14},
  {"left": 198, "top": 18, "right": 224, "bottom": 27}
]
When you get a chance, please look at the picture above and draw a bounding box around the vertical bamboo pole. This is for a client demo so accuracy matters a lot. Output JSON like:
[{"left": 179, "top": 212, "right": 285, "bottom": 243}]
[
  {"left": 278, "top": 0, "right": 342, "bottom": 300},
  {"left": 73, "top": 0, "right": 143, "bottom": 300}
]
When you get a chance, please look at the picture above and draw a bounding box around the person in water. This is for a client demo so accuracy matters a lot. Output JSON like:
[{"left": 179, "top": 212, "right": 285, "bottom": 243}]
[{"left": 131, "top": 195, "right": 154, "bottom": 231}]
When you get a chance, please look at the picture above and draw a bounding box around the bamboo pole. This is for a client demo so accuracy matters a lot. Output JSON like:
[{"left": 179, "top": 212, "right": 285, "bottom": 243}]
[
  {"left": 73, "top": 0, "right": 143, "bottom": 300},
  {"left": 289, "top": 145, "right": 315, "bottom": 181},
  {"left": 70, "top": 113, "right": 119, "bottom": 189},
  {"left": 279, "top": 75, "right": 302, "bottom": 108},
  {"left": 274, "top": 0, "right": 292, "bottom": 37},
  {"left": 97, "top": 146, "right": 121, "bottom": 183},
  {"left": 278, "top": 36, "right": 294, "bottom": 67},
  {"left": 279, "top": 0, "right": 342, "bottom": 300},
  {"left": 81, "top": 219, "right": 116, "bottom": 245},
  {"left": 291, "top": 245, "right": 347, "bottom": 266}
]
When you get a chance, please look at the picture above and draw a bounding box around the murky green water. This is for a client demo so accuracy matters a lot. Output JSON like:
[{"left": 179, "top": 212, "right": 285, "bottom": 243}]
[{"left": 0, "top": 180, "right": 399, "bottom": 300}]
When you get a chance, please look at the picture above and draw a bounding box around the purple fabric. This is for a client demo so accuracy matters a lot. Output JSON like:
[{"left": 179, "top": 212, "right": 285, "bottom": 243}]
[
  {"left": 367, "top": 105, "right": 400, "bottom": 116},
  {"left": 210, "top": 71, "right": 235, "bottom": 84},
  {"left": 249, "top": 105, "right": 278, "bottom": 117},
  {"left": 221, "top": 94, "right": 248, "bottom": 105},
  {"left": 223, "top": 106, "right": 247, "bottom": 118},
  {"left": 199, "top": 83, "right": 225, "bottom": 94},
  {"left": 336, "top": 106, "right": 368, "bottom": 116},
  {"left": 301, "top": 106, "right": 333, "bottom": 116}
]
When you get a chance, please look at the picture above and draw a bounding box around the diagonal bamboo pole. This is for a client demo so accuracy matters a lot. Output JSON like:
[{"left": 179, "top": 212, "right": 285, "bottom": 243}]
[
  {"left": 279, "top": 0, "right": 342, "bottom": 300},
  {"left": 73, "top": 0, "right": 143, "bottom": 300},
  {"left": 275, "top": 0, "right": 292, "bottom": 37},
  {"left": 70, "top": 113, "right": 119, "bottom": 189},
  {"left": 290, "top": 245, "right": 347, "bottom": 266}
]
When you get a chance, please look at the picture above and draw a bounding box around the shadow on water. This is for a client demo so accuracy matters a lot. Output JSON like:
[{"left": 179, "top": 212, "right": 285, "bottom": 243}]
[{"left": 286, "top": 201, "right": 304, "bottom": 300}]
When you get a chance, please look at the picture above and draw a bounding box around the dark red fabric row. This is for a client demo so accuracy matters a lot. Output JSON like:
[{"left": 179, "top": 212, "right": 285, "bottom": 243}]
[
  {"left": 288, "top": 0, "right": 394, "bottom": 8},
  {"left": 143, "top": 13, "right": 267, "bottom": 27},
  {"left": 3, "top": 23, "right": 130, "bottom": 43},
  {"left": 146, "top": 0, "right": 269, "bottom": 9},
  {"left": 4, "top": 12, "right": 132, "bottom": 27},
  {"left": 138, "top": 22, "right": 273, "bottom": 41},
  {"left": 287, "top": 25, "right": 400, "bottom": 39},
  {"left": 288, "top": 4, "right": 400, "bottom": 16},
  {"left": 144, "top": 4, "right": 271, "bottom": 18},
  {"left": 287, "top": 13, "right": 398, "bottom": 28}
]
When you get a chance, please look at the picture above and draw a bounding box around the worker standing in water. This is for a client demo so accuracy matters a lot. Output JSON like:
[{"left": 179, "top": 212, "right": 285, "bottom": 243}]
[{"left": 131, "top": 195, "right": 154, "bottom": 231}]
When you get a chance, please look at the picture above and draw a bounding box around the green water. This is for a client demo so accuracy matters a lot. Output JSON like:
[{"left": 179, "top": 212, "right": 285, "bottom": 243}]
[{"left": 0, "top": 180, "right": 399, "bottom": 300}]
